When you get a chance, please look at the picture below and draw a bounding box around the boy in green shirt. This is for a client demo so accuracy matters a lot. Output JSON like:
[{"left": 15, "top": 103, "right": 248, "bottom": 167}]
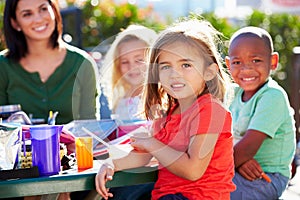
[{"left": 225, "top": 26, "right": 296, "bottom": 199}]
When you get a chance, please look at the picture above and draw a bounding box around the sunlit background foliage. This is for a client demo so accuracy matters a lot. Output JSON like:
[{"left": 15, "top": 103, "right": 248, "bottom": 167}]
[{"left": 0, "top": 0, "right": 300, "bottom": 95}]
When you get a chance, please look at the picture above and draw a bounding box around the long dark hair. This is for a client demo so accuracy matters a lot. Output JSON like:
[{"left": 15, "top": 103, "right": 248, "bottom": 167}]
[{"left": 3, "top": 0, "right": 63, "bottom": 61}]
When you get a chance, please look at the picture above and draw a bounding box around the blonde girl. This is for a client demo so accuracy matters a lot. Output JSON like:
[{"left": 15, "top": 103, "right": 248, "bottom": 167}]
[
  {"left": 96, "top": 19, "right": 235, "bottom": 200},
  {"left": 101, "top": 25, "right": 157, "bottom": 121}
]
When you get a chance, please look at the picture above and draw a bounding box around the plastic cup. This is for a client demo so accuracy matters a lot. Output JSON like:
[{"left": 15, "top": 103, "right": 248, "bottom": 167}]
[
  {"left": 30, "top": 125, "right": 63, "bottom": 176},
  {"left": 75, "top": 137, "right": 93, "bottom": 171}
]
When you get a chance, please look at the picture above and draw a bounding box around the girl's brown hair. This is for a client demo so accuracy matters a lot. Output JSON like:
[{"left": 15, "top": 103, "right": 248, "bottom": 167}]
[{"left": 143, "top": 19, "right": 231, "bottom": 120}]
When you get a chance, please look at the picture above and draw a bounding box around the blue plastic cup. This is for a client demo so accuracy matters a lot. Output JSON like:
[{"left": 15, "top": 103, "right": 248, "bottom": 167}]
[{"left": 30, "top": 125, "right": 63, "bottom": 176}]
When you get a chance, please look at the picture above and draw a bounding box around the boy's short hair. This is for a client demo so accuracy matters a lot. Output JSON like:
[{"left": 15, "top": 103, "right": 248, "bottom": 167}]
[{"left": 228, "top": 26, "right": 274, "bottom": 53}]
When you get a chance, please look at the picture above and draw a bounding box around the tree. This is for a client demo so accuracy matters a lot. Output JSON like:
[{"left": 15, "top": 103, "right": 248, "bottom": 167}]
[{"left": 78, "top": 0, "right": 165, "bottom": 48}]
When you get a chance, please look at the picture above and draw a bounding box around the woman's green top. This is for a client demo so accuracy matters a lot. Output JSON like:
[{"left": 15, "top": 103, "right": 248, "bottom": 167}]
[{"left": 0, "top": 44, "right": 99, "bottom": 124}]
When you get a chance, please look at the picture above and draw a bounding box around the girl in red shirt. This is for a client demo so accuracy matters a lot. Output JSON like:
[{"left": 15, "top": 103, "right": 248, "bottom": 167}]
[{"left": 95, "top": 19, "right": 236, "bottom": 200}]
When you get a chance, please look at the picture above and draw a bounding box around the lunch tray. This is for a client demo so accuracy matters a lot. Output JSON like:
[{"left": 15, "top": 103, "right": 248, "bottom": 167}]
[{"left": 0, "top": 166, "right": 39, "bottom": 180}]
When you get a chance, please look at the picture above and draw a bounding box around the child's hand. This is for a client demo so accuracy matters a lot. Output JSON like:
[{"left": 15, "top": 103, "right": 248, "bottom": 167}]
[
  {"left": 95, "top": 162, "right": 115, "bottom": 200},
  {"left": 130, "top": 132, "right": 152, "bottom": 152},
  {"left": 237, "top": 159, "right": 263, "bottom": 181}
]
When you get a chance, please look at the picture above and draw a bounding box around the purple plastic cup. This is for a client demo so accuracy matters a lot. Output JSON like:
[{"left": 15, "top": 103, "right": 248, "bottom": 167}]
[{"left": 30, "top": 125, "right": 63, "bottom": 176}]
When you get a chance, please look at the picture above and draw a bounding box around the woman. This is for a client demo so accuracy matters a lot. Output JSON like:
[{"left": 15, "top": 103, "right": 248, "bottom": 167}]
[{"left": 0, "top": 0, "right": 99, "bottom": 125}]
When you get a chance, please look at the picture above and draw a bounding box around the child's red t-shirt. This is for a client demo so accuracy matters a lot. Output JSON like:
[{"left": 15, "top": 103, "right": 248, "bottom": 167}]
[{"left": 152, "top": 94, "right": 236, "bottom": 200}]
